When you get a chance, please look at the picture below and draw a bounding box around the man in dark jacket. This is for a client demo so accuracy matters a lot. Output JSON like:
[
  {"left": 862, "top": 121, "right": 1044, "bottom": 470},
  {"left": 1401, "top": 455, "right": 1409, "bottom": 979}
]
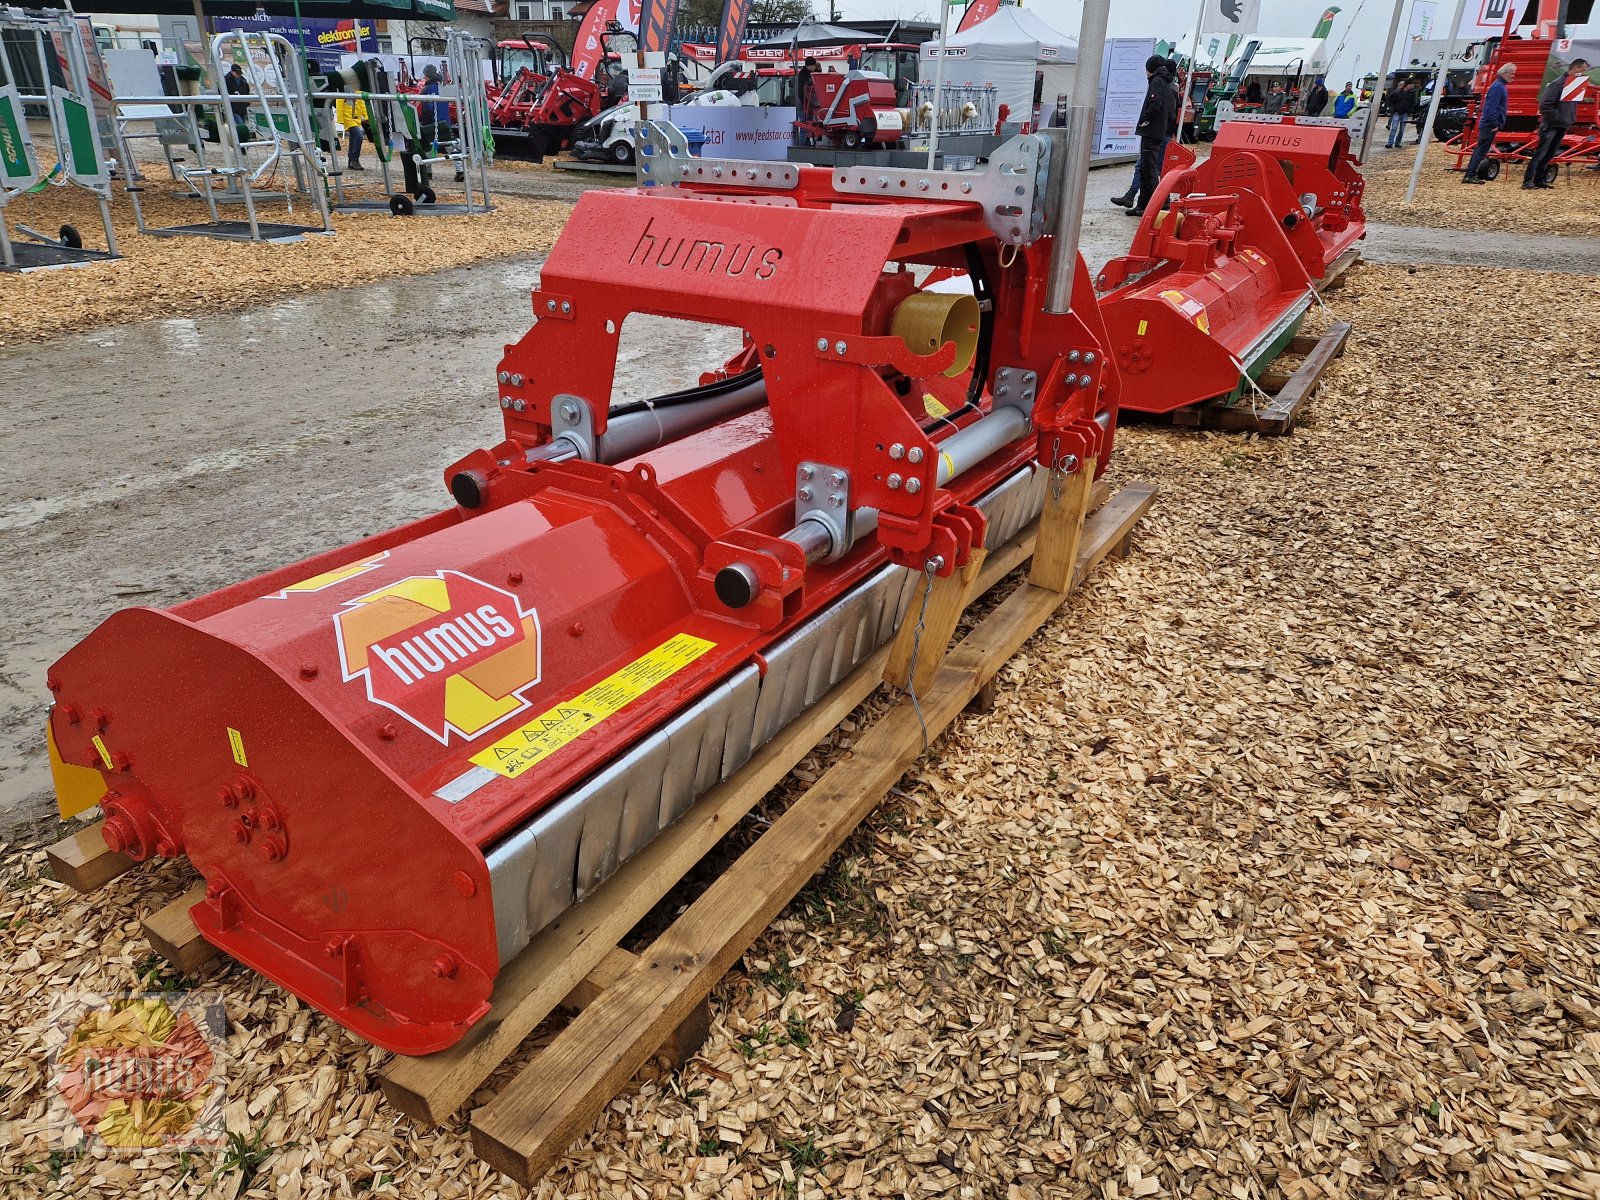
[
  {"left": 1129, "top": 56, "right": 1178, "bottom": 217},
  {"left": 1384, "top": 79, "right": 1415, "bottom": 147},
  {"left": 223, "top": 62, "right": 252, "bottom": 143},
  {"left": 1523, "top": 57, "right": 1590, "bottom": 189},
  {"left": 1304, "top": 76, "right": 1329, "bottom": 116},
  {"left": 1463, "top": 62, "right": 1515, "bottom": 183}
]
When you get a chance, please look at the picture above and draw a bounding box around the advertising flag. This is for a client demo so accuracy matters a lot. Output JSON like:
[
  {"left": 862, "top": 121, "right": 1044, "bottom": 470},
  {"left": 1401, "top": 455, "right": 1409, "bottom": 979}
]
[
  {"left": 1200, "top": 0, "right": 1261, "bottom": 40},
  {"left": 1457, "top": 0, "right": 1516, "bottom": 39},
  {"left": 636, "top": 0, "right": 680, "bottom": 54},
  {"left": 957, "top": 0, "right": 1001, "bottom": 33},
  {"left": 572, "top": 0, "right": 623, "bottom": 78},
  {"left": 714, "top": 0, "right": 753, "bottom": 66}
]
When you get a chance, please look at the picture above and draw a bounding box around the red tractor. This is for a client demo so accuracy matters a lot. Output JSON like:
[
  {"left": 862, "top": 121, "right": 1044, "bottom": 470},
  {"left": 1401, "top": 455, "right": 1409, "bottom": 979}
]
[{"left": 488, "top": 29, "right": 632, "bottom": 160}]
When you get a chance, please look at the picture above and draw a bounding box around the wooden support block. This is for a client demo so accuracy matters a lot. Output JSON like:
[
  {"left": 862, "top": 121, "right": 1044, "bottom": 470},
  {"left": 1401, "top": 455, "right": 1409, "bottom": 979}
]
[
  {"left": 965, "top": 677, "right": 999, "bottom": 715},
  {"left": 563, "top": 947, "right": 709, "bottom": 1068},
  {"left": 1028, "top": 455, "right": 1098, "bottom": 594},
  {"left": 142, "top": 883, "right": 218, "bottom": 976},
  {"left": 559, "top": 947, "right": 640, "bottom": 1012},
  {"left": 883, "top": 547, "right": 987, "bottom": 692},
  {"left": 46, "top": 821, "right": 134, "bottom": 893},
  {"left": 653, "top": 997, "right": 712, "bottom": 1070},
  {"left": 469, "top": 483, "right": 1157, "bottom": 1187}
]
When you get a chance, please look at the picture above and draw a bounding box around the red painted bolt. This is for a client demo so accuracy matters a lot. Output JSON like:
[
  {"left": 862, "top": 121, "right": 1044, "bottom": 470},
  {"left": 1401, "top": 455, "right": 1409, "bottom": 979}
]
[
  {"left": 234, "top": 777, "right": 256, "bottom": 800},
  {"left": 111, "top": 751, "right": 132, "bottom": 772},
  {"left": 234, "top": 821, "right": 251, "bottom": 845},
  {"left": 452, "top": 871, "right": 476, "bottom": 898},
  {"left": 432, "top": 954, "right": 458, "bottom": 980},
  {"left": 299, "top": 662, "right": 319, "bottom": 680},
  {"left": 569, "top": 621, "right": 584, "bottom": 637},
  {"left": 60, "top": 704, "right": 81, "bottom": 725},
  {"left": 46, "top": 674, "right": 61, "bottom": 692},
  {"left": 508, "top": 570, "right": 524, "bottom": 585},
  {"left": 154, "top": 837, "right": 178, "bottom": 858},
  {"left": 205, "top": 878, "right": 227, "bottom": 899},
  {"left": 378, "top": 724, "right": 398, "bottom": 741},
  {"left": 218, "top": 786, "right": 239, "bottom": 809},
  {"left": 324, "top": 937, "right": 344, "bottom": 959},
  {"left": 89, "top": 708, "right": 108, "bottom": 730},
  {"left": 260, "top": 837, "right": 286, "bottom": 863}
]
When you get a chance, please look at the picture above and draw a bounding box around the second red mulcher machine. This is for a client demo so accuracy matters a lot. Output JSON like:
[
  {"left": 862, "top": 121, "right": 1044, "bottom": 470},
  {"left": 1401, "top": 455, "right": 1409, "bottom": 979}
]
[{"left": 44, "top": 114, "right": 1363, "bottom": 1055}]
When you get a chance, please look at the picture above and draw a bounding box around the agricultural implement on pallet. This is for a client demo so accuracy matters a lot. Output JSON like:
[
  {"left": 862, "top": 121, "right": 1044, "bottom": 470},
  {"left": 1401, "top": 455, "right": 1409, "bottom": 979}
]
[
  {"left": 46, "top": 121, "right": 1120, "bottom": 1055},
  {"left": 1096, "top": 116, "right": 1364, "bottom": 431}
]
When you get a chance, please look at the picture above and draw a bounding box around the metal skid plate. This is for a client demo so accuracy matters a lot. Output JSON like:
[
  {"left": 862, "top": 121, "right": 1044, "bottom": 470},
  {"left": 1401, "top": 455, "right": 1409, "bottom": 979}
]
[
  {"left": 829, "top": 133, "right": 1053, "bottom": 245},
  {"left": 483, "top": 462, "right": 1049, "bottom": 964},
  {"left": 637, "top": 120, "right": 799, "bottom": 190}
]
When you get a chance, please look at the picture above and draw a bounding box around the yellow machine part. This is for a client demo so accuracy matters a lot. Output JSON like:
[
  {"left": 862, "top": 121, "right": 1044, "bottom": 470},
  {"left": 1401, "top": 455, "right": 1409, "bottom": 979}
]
[
  {"left": 892, "top": 291, "right": 980, "bottom": 378},
  {"left": 49, "top": 720, "right": 107, "bottom": 819}
]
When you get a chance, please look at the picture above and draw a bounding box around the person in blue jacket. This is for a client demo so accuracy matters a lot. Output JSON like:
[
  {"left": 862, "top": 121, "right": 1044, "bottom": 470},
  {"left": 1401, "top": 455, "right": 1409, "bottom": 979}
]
[
  {"left": 1462, "top": 63, "right": 1515, "bottom": 183},
  {"left": 1332, "top": 82, "right": 1357, "bottom": 119}
]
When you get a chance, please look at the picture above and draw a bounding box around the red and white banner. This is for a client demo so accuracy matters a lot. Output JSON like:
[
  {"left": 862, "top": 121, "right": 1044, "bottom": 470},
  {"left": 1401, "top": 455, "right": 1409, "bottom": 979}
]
[
  {"left": 1456, "top": 0, "right": 1515, "bottom": 38},
  {"left": 957, "top": 0, "right": 1000, "bottom": 33},
  {"left": 571, "top": 0, "right": 639, "bottom": 80}
]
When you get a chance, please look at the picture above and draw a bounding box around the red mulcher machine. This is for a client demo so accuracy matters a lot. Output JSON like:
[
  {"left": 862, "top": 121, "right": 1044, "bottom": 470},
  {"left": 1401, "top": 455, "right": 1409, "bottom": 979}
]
[
  {"left": 1098, "top": 116, "right": 1364, "bottom": 428},
  {"left": 44, "top": 114, "right": 1363, "bottom": 1054}
]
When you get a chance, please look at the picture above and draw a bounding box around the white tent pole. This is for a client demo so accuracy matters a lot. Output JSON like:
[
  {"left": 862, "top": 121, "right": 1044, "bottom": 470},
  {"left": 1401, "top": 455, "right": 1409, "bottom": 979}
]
[
  {"left": 1178, "top": 0, "right": 1207, "bottom": 138},
  {"left": 1404, "top": 0, "right": 1469, "bottom": 202},
  {"left": 927, "top": 0, "right": 953, "bottom": 168}
]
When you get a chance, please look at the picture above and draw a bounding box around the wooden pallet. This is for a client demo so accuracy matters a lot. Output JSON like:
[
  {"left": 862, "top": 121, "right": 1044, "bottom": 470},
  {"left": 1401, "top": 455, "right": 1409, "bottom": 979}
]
[
  {"left": 1319, "top": 248, "right": 1361, "bottom": 293},
  {"left": 1168, "top": 319, "right": 1353, "bottom": 436},
  {"left": 47, "top": 476, "right": 1157, "bottom": 1188}
]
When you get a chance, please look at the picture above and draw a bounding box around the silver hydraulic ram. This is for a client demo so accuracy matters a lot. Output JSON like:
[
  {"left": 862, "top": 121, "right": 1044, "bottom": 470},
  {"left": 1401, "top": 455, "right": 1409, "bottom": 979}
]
[{"left": 714, "top": 402, "right": 1031, "bottom": 606}]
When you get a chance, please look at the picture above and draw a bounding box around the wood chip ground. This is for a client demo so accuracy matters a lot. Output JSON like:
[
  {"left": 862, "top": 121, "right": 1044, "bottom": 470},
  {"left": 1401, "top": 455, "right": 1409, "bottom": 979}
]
[
  {"left": 1359, "top": 149, "right": 1600, "bottom": 238},
  {"left": 2, "top": 259, "right": 1599, "bottom": 1200},
  {"left": 0, "top": 174, "right": 568, "bottom": 348}
]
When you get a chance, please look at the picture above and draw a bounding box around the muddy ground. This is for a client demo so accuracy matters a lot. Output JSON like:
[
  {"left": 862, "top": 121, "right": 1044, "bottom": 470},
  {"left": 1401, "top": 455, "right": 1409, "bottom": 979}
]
[{"left": 1, "top": 159, "right": 1594, "bottom": 833}]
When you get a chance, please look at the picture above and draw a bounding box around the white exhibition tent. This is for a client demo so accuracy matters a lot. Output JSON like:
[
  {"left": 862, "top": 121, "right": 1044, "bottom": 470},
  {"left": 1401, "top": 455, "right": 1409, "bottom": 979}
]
[{"left": 918, "top": 5, "right": 1078, "bottom": 124}]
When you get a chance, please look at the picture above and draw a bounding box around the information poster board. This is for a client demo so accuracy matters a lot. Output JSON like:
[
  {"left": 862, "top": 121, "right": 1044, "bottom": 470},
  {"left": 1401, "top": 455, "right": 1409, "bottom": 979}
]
[
  {"left": 1096, "top": 37, "right": 1155, "bottom": 154},
  {"left": 666, "top": 103, "right": 796, "bottom": 160}
]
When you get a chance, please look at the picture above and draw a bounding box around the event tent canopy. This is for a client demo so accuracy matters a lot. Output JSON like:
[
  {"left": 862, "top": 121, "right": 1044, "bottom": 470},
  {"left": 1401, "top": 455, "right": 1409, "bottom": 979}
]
[
  {"left": 919, "top": 6, "right": 1078, "bottom": 122},
  {"left": 751, "top": 22, "right": 880, "bottom": 49}
]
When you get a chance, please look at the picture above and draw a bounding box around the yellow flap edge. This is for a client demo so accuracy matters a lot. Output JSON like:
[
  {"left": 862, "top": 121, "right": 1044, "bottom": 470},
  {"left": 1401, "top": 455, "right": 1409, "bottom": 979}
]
[{"left": 48, "top": 719, "right": 106, "bottom": 820}]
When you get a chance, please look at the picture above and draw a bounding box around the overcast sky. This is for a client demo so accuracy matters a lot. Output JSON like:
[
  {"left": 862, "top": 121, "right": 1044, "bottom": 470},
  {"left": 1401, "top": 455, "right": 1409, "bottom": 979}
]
[{"left": 836, "top": 0, "right": 1424, "bottom": 82}]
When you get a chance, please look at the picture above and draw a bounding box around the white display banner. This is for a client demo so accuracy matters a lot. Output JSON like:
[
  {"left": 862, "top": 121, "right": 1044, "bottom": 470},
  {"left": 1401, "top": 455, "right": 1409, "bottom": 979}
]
[
  {"left": 1407, "top": 0, "right": 1438, "bottom": 41},
  {"left": 666, "top": 103, "right": 797, "bottom": 160},
  {"left": 1200, "top": 0, "right": 1261, "bottom": 40},
  {"left": 1458, "top": 0, "right": 1516, "bottom": 38},
  {"left": 1096, "top": 37, "right": 1155, "bottom": 155}
]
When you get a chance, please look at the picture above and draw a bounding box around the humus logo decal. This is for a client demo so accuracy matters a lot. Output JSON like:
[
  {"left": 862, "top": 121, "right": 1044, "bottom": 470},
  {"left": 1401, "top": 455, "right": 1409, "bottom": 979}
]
[{"left": 334, "top": 571, "right": 542, "bottom": 743}]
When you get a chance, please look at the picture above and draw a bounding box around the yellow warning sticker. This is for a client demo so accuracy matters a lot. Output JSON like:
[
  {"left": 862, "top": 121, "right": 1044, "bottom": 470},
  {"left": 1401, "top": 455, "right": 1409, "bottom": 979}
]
[
  {"left": 228, "top": 727, "right": 249, "bottom": 768},
  {"left": 923, "top": 393, "right": 950, "bottom": 420},
  {"left": 471, "top": 633, "right": 717, "bottom": 779},
  {"left": 1137, "top": 319, "right": 1148, "bottom": 337},
  {"left": 91, "top": 735, "right": 113, "bottom": 770}
]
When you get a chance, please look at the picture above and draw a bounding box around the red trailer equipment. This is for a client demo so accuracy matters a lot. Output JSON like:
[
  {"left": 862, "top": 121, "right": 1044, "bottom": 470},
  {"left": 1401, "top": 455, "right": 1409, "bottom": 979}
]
[
  {"left": 796, "top": 69, "right": 904, "bottom": 147},
  {"left": 45, "top": 127, "right": 1118, "bottom": 1054},
  {"left": 1450, "top": 34, "right": 1600, "bottom": 181},
  {"left": 1097, "top": 117, "right": 1365, "bottom": 418}
]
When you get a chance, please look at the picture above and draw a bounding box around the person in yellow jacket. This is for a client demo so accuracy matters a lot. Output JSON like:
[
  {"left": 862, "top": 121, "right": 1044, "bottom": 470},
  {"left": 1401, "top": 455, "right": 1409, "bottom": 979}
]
[{"left": 336, "top": 95, "right": 369, "bottom": 171}]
